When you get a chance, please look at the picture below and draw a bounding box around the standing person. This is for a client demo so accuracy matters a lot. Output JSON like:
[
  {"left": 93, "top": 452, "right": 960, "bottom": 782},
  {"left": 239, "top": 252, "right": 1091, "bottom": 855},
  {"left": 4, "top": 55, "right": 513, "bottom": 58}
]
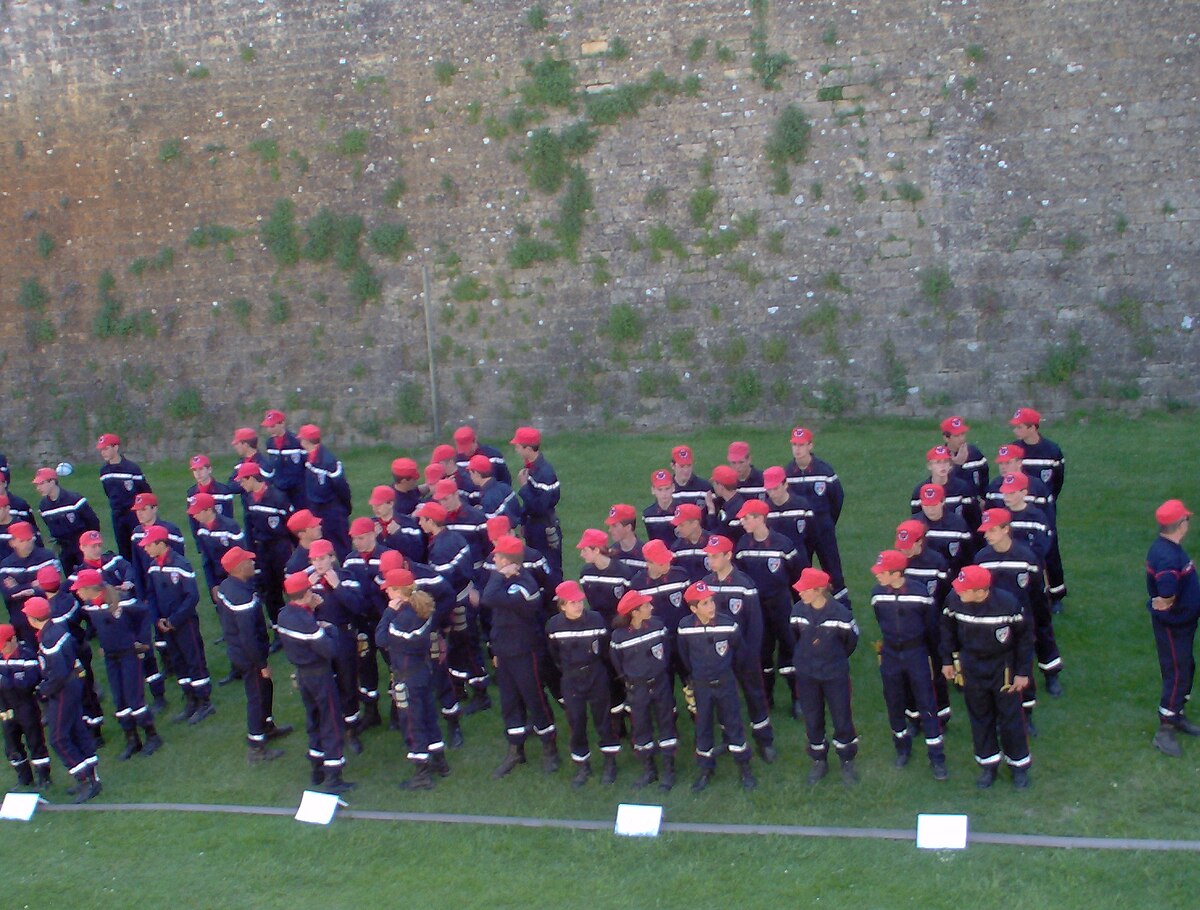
[
  {"left": 610, "top": 588, "right": 678, "bottom": 790},
  {"left": 368, "top": 486, "right": 425, "bottom": 562},
  {"left": 916, "top": 483, "right": 977, "bottom": 576},
  {"left": 940, "top": 565, "right": 1033, "bottom": 789},
  {"left": 96, "top": 433, "right": 151, "bottom": 561},
  {"left": 298, "top": 424, "right": 353, "bottom": 559},
  {"left": 628, "top": 538, "right": 690, "bottom": 689},
  {"left": 577, "top": 528, "right": 637, "bottom": 730},
  {"left": 189, "top": 492, "right": 248, "bottom": 628},
  {"left": 378, "top": 570, "right": 449, "bottom": 789},
  {"left": 277, "top": 572, "right": 355, "bottom": 793},
  {"left": 215, "top": 548, "right": 292, "bottom": 763},
  {"left": 909, "top": 446, "right": 982, "bottom": 537},
  {"left": 484, "top": 535, "right": 560, "bottom": 778},
  {"left": 669, "top": 445, "right": 711, "bottom": 510},
  {"left": 643, "top": 470, "right": 678, "bottom": 544},
  {"left": 705, "top": 465, "right": 747, "bottom": 540},
  {"left": 546, "top": 580, "right": 619, "bottom": 787},
  {"left": 606, "top": 504, "right": 646, "bottom": 572},
  {"left": 389, "top": 458, "right": 423, "bottom": 517},
  {"left": 869, "top": 550, "right": 948, "bottom": 780},
  {"left": 343, "top": 517, "right": 392, "bottom": 730},
  {"left": 185, "top": 454, "right": 239, "bottom": 531},
  {"left": 763, "top": 465, "right": 817, "bottom": 564},
  {"left": 668, "top": 504, "right": 709, "bottom": 582},
  {"left": 0, "top": 622, "right": 52, "bottom": 789},
  {"left": 941, "top": 416, "right": 989, "bottom": 500},
  {"left": 306, "top": 539, "right": 367, "bottom": 755},
  {"left": 23, "top": 597, "right": 101, "bottom": 802},
  {"left": 786, "top": 427, "right": 848, "bottom": 605},
  {"left": 0, "top": 472, "right": 42, "bottom": 543},
  {"left": 677, "top": 581, "right": 756, "bottom": 792},
  {"left": 895, "top": 519, "right": 953, "bottom": 725},
  {"left": 129, "top": 493, "right": 187, "bottom": 600},
  {"left": 467, "top": 455, "right": 522, "bottom": 528},
  {"left": 726, "top": 441, "right": 765, "bottom": 499},
  {"left": 261, "top": 410, "right": 307, "bottom": 509},
  {"left": 511, "top": 426, "right": 563, "bottom": 575},
  {"left": 1145, "top": 499, "right": 1200, "bottom": 756},
  {"left": 235, "top": 461, "right": 293, "bottom": 644},
  {"left": 39, "top": 565, "right": 103, "bottom": 743},
  {"left": 142, "top": 526, "right": 215, "bottom": 725},
  {"left": 790, "top": 568, "right": 859, "bottom": 785},
  {"left": 33, "top": 467, "right": 100, "bottom": 576},
  {"left": 0, "top": 521, "right": 60, "bottom": 645},
  {"left": 454, "top": 425, "right": 513, "bottom": 488},
  {"left": 72, "top": 569, "right": 163, "bottom": 761},
  {"left": 229, "top": 429, "right": 276, "bottom": 496},
  {"left": 1009, "top": 407, "right": 1068, "bottom": 608}
]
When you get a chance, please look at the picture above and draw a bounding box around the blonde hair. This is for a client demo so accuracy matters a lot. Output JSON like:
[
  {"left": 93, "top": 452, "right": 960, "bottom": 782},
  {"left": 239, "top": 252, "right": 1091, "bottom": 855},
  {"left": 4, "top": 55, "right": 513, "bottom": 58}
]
[{"left": 410, "top": 590, "right": 435, "bottom": 621}]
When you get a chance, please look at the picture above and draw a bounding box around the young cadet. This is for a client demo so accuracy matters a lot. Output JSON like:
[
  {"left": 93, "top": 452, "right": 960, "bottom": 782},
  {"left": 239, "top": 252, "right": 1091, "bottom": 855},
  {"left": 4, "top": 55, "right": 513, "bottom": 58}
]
[
  {"left": 96, "top": 433, "right": 152, "bottom": 561},
  {"left": 606, "top": 504, "right": 646, "bottom": 572},
  {"left": 895, "top": 519, "right": 952, "bottom": 724},
  {"left": 142, "top": 525, "right": 215, "bottom": 725},
  {"left": 261, "top": 409, "right": 307, "bottom": 509},
  {"left": 435, "top": 478, "right": 489, "bottom": 572},
  {"left": 916, "top": 483, "right": 976, "bottom": 575},
  {"left": 129, "top": 492, "right": 187, "bottom": 601},
  {"left": 368, "top": 485, "right": 425, "bottom": 562},
  {"left": 511, "top": 426, "right": 563, "bottom": 575},
  {"left": 668, "top": 504, "right": 710, "bottom": 582},
  {"left": 389, "top": 458, "right": 423, "bottom": 516},
  {"left": 235, "top": 461, "right": 293, "bottom": 640},
  {"left": 33, "top": 467, "right": 100, "bottom": 576},
  {"left": 669, "top": 444, "right": 711, "bottom": 510},
  {"left": 577, "top": 528, "right": 637, "bottom": 728},
  {"left": 546, "top": 580, "right": 619, "bottom": 787},
  {"left": 0, "top": 521, "right": 59, "bottom": 645},
  {"left": 298, "top": 424, "right": 353, "bottom": 559},
  {"left": 189, "top": 491, "right": 247, "bottom": 606},
  {"left": 24, "top": 597, "right": 101, "bottom": 802},
  {"left": 975, "top": 508, "right": 1061, "bottom": 716},
  {"left": 677, "top": 581, "right": 756, "bottom": 792},
  {"left": 186, "top": 454, "right": 239, "bottom": 524},
  {"left": 277, "top": 571, "right": 355, "bottom": 793},
  {"left": 484, "top": 535, "right": 560, "bottom": 778},
  {"left": 468, "top": 454, "right": 522, "bottom": 528},
  {"left": 727, "top": 441, "right": 766, "bottom": 500},
  {"left": 999, "top": 473, "right": 1055, "bottom": 566},
  {"left": 610, "top": 588, "right": 678, "bottom": 790},
  {"left": 940, "top": 416, "right": 989, "bottom": 500},
  {"left": 643, "top": 470, "right": 678, "bottom": 544},
  {"left": 378, "top": 570, "right": 448, "bottom": 789},
  {"left": 763, "top": 465, "right": 817, "bottom": 564},
  {"left": 909, "top": 446, "right": 982, "bottom": 539},
  {"left": 72, "top": 569, "right": 163, "bottom": 761},
  {"left": 0, "top": 622, "right": 52, "bottom": 789},
  {"left": 986, "top": 445, "right": 1054, "bottom": 514},
  {"left": 38, "top": 564, "right": 103, "bottom": 743},
  {"left": 628, "top": 538, "right": 690, "bottom": 688},
  {"left": 1009, "top": 407, "right": 1068, "bottom": 607},
  {"left": 215, "top": 548, "right": 292, "bottom": 763},
  {"left": 869, "top": 550, "right": 948, "bottom": 780},
  {"left": 306, "top": 538, "right": 366, "bottom": 755},
  {"left": 790, "top": 568, "right": 859, "bottom": 785},
  {"left": 343, "top": 517, "right": 391, "bottom": 730},
  {"left": 454, "top": 424, "right": 513, "bottom": 488},
  {"left": 786, "top": 427, "right": 847, "bottom": 599},
  {"left": 1145, "top": 499, "right": 1200, "bottom": 757},
  {"left": 431, "top": 444, "right": 477, "bottom": 508},
  {"left": 940, "top": 565, "right": 1033, "bottom": 789},
  {"left": 705, "top": 465, "right": 747, "bottom": 540},
  {"left": 702, "top": 534, "right": 776, "bottom": 762},
  {"left": 0, "top": 473, "right": 44, "bottom": 546}
]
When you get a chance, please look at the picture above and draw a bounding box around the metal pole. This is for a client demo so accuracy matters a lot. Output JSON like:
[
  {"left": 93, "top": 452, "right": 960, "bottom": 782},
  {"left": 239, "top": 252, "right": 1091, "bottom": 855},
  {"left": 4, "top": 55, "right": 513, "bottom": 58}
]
[{"left": 421, "top": 264, "right": 440, "bottom": 436}]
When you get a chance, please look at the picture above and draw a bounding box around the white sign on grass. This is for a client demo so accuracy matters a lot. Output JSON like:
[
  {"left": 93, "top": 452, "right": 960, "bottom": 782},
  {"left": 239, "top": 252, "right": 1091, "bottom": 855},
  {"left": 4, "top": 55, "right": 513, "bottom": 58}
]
[
  {"left": 294, "top": 790, "right": 346, "bottom": 826},
  {"left": 916, "top": 813, "right": 969, "bottom": 849},
  {"left": 0, "top": 792, "right": 43, "bottom": 821},
  {"left": 614, "top": 803, "right": 663, "bottom": 837}
]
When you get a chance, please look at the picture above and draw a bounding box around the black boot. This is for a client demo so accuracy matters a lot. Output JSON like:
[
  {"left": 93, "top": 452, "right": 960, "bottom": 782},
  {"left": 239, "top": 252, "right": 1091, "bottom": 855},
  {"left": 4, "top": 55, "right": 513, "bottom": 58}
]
[
  {"left": 73, "top": 770, "right": 103, "bottom": 804},
  {"left": 172, "top": 693, "right": 197, "bottom": 724},
  {"left": 188, "top": 698, "right": 216, "bottom": 725},
  {"left": 541, "top": 736, "right": 561, "bottom": 773},
  {"left": 976, "top": 765, "right": 998, "bottom": 789},
  {"left": 601, "top": 755, "right": 618, "bottom": 785},
  {"left": 322, "top": 768, "right": 357, "bottom": 794},
  {"left": 1154, "top": 723, "right": 1183, "bottom": 757},
  {"left": 34, "top": 764, "right": 52, "bottom": 791},
  {"left": 310, "top": 761, "right": 325, "bottom": 786},
  {"left": 840, "top": 759, "right": 859, "bottom": 785},
  {"left": 217, "top": 669, "right": 243, "bottom": 687},
  {"left": 388, "top": 704, "right": 401, "bottom": 731},
  {"left": 142, "top": 723, "right": 163, "bottom": 756},
  {"left": 691, "top": 768, "right": 713, "bottom": 793},
  {"left": 400, "top": 762, "right": 435, "bottom": 790},
  {"left": 462, "top": 688, "right": 492, "bottom": 716},
  {"left": 429, "top": 750, "right": 451, "bottom": 777},
  {"left": 739, "top": 761, "right": 758, "bottom": 791},
  {"left": 345, "top": 730, "right": 364, "bottom": 755},
  {"left": 571, "top": 759, "right": 592, "bottom": 788},
  {"left": 151, "top": 694, "right": 168, "bottom": 715},
  {"left": 265, "top": 720, "right": 294, "bottom": 740},
  {"left": 447, "top": 715, "right": 465, "bottom": 749},
  {"left": 15, "top": 761, "right": 33, "bottom": 787},
  {"left": 361, "top": 700, "right": 382, "bottom": 729},
  {"left": 658, "top": 753, "right": 676, "bottom": 791},
  {"left": 117, "top": 729, "right": 143, "bottom": 761},
  {"left": 492, "top": 743, "right": 526, "bottom": 778},
  {"left": 632, "top": 754, "right": 658, "bottom": 789},
  {"left": 806, "top": 759, "right": 829, "bottom": 785}
]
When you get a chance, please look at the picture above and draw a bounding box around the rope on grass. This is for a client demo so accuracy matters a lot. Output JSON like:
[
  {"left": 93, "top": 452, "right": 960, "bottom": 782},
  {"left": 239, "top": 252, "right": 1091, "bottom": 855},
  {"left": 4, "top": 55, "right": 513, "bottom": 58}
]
[{"left": 37, "top": 801, "right": 1200, "bottom": 851}]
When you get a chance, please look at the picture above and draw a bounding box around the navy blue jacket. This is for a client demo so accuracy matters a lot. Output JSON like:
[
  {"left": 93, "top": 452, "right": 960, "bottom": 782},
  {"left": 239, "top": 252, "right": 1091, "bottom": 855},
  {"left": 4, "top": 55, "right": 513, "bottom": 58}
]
[
  {"left": 790, "top": 599, "right": 858, "bottom": 680},
  {"left": 610, "top": 618, "right": 671, "bottom": 682},
  {"left": 677, "top": 612, "right": 741, "bottom": 681},
  {"left": 1146, "top": 536, "right": 1200, "bottom": 627},
  {"left": 145, "top": 551, "right": 201, "bottom": 629},
  {"left": 216, "top": 575, "right": 270, "bottom": 669},
  {"left": 36, "top": 619, "right": 78, "bottom": 699},
  {"left": 482, "top": 569, "right": 543, "bottom": 658},
  {"left": 195, "top": 514, "right": 248, "bottom": 591},
  {"left": 941, "top": 587, "right": 1033, "bottom": 677},
  {"left": 277, "top": 602, "right": 335, "bottom": 673},
  {"left": 702, "top": 567, "right": 763, "bottom": 653},
  {"left": 870, "top": 579, "right": 935, "bottom": 648},
  {"left": 99, "top": 458, "right": 151, "bottom": 516},
  {"left": 39, "top": 488, "right": 100, "bottom": 550},
  {"left": 786, "top": 456, "right": 844, "bottom": 522},
  {"left": 81, "top": 593, "right": 145, "bottom": 654},
  {"left": 518, "top": 453, "right": 560, "bottom": 522},
  {"left": 266, "top": 431, "right": 306, "bottom": 501},
  {"left": 303, "top": 445, "right": 352, "bottom": 514}
]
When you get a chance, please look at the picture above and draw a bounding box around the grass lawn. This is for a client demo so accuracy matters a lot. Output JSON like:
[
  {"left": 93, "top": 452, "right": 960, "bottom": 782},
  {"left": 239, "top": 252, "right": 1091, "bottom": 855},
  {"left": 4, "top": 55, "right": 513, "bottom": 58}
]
[{"left": 7, "top": 411, "right": 1200, "bottom": 907}]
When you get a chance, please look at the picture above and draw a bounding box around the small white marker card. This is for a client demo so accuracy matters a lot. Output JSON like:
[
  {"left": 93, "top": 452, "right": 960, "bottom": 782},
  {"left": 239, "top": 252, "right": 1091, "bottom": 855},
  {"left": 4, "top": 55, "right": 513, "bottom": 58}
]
[
  {"left": 614, "top": 803, "right": 663, "bottom": 838},
  {"left": 294, "top": 790, "right": 346, "bottom": 826},
  {"left": 0, "top": 792, "right": 43, "bottom": 821},
  {"left": 916, "top": 813, "right": 969, "bottom": 850}
]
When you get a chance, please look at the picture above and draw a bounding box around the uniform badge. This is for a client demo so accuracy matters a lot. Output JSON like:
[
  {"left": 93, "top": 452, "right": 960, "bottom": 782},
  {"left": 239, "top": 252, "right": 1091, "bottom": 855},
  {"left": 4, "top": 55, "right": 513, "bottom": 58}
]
[
  {"left": 715, "top": 640, "right": 728, "bottom": 656},
  {"left": 170, "top": 574, "right": 179, "bottom": 585},
  {"left": 729, "top": 597, "right": 743, "bottom": 614},
  {"left": 768, "top": 557, "right": 781, "bottom": 574},
  {"left": 614, "top": 585, "right": 625, "bottom": 599},
  {"left": 318, "top": 474, "right": 326, "bottom": 485},
  {"left": 651, "top": 643, "right": 664, "bottom": 660},
  {"left": 949, "top": 542, "right": 960, "bottom": 557},
  {"left": 591, "top": 639, "right": 599, "bottom": 654},
  {"left": 1017, "top": 572, "right": 1029, "bottom": 589},
  {"left": 814, "top": 482, "right": 826, "bottom": 496},
  {"left": 995, "top": 626, "right": 1010, "bottom": 644},
  {"left": 927, "top": 581, "right": 937, "bottom": 596},
  {"left": 124, "top": 480, "right": 133, "bottom": 491},
  {"left": 1041, "top": 469, "right": 1052, "bottom": 483},
  {"left": 67, "top": 513, "right": 76, "bottom": 523},
  {"left": 670, "top": 592, "right": 682, "bottom": 607},
  {"left": 268, "top": 516, "right": 280, "bottom": 529},
  {"left": 292, "top": 453, "right": 302, "bottom": 463},
  {"left": 796, "top": 519, "right": 807, "bottom": 535}
]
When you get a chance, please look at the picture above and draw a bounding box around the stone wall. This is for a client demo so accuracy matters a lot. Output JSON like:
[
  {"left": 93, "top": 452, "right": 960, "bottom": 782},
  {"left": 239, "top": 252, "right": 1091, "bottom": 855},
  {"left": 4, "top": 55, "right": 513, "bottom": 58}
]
[{"left": 1, "top": 0, "right": 1196, "bottom": 461}]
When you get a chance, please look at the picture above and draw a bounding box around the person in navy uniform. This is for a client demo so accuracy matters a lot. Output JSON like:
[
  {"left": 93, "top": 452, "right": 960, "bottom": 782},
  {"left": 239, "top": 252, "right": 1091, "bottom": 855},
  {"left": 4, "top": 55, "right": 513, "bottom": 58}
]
[
  {"left": 763, "top": 465, "right": 818, "bottom": 569},
  {"left": 0, "top": 521, "right": 60, "bottom": 645},
  {"left": 215, "top": 548, "right": 292, "bottom": 763},
  {"left": 940, "top": 565, "right": 1033, "bottom": 789},
  {"left": 643, "top": 470, "right": 678, "bottom": 544},
  {"left": 786, "top": 427, "right": 848, "bottom": 605},
  {"left": 0, "top": 484, "right": 44, "bottom": 553},
  {"left": 669, "top": 444, "right": 711, "bottom": 510},
  {"left": 870, "top": 549, "right": 948, "bottom": 780},
  {"left": 368, "top": 486, "right": 425, "bottom": 563},
  {"left": 0, "top": 622, "right": 52, "bottom": 789},
  {"left": 628, "top": 538, "right": 690, "bottom": 691},
  {"left": 306, "top": 538, "right": 367, "bottom": 755},
  {"left": 668, "top": 504, "right": 709, "bottom": 583},
  {"left": 129, "top": 493, "right": 187, "bottom": 600},
  {"left": 894, "top": 519, "right": 952, "bottom": 724},
  {"left": 727, "top": 441, "right": 765, "bottom": 500},
  {"left": 39, "top": 564, "right": 103, "bottom": 743},
  {"left": 189, "top": 492, "right": 248, "bottom": 604},
  {"left": 454, "top": 424, "right": 513, "bottom": 488},
  {"left": 510, "top": 426, "right": 563, "bottom": 575},
  {"left": 24, "top": 596, "right": 101, "bottom": 802},
  {"left": 790, "top": 568, "right": 859, "bottom": 784},
  {"left": 940, "top": 416, "right": 989, "bottom": 500},
  {"left": 484, "top": 534, "right": 560, "bottom": 778},
  {"left": 610, "top": 588, "right": 678, "bottom": 790},
  {"left": 261, "top": 409, "right": 307, "bottom": 509},
  {"left": 186, "top": 454, "right": 239, "bottom": 534},
  {"left": 1008, "top": 407, "right": 1068, "bottom": 608},
  {"left": 378, "top": 569, "right": 449, "bottom": 789},
  {"left": 141, "top": 525, "right": 214, "bottom": 725},
  {"left": 389, "top": 458, "right": 423, "bottom": 517},
  {"left": 677, "top": 581, "right": 756, "bottom": 792},
  {"left": 605, "top": 504, "right": 646, "bottom": 573},
  {"left": 235, "top": 461, "right": 293, "bottom": 641},
  {"left": 71, "top": 569, "right": 163, "bottom": 761},
  {"left": 298, "top": 424, "right": 353, "bottom": 559},
  {"left": 467, "top": 454, "right": 522, "bottom": 528},
  {"left": 546, "top": 580, "right": 619, "bottom": 787},
  {"left": 277, "top": 571, "right": 355, "bottom": 793},
  {"left": 33, "top": 467, "right": 100, "bottom": 577},
  {"left": 96, "top": 433, "right": 152, "bottom": 561},
  {"left": 1144, "top": 499, "right": 1200, "bottom": 757},
  {"left": 704, "top": 465, "right": 747, "bottom": 540},
  {"left": 910, "top": 445, "right": 982, "bottom": 539},
  {"left": 916, "top": 483, "right": 976, "bottom": 576}
]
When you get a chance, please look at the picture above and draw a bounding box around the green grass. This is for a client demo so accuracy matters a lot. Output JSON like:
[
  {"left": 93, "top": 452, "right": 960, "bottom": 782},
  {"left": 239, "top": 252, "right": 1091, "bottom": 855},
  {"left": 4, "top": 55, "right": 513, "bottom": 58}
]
[{"left": 7, "top": 415, "right": 1200, "bottom": 905}]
